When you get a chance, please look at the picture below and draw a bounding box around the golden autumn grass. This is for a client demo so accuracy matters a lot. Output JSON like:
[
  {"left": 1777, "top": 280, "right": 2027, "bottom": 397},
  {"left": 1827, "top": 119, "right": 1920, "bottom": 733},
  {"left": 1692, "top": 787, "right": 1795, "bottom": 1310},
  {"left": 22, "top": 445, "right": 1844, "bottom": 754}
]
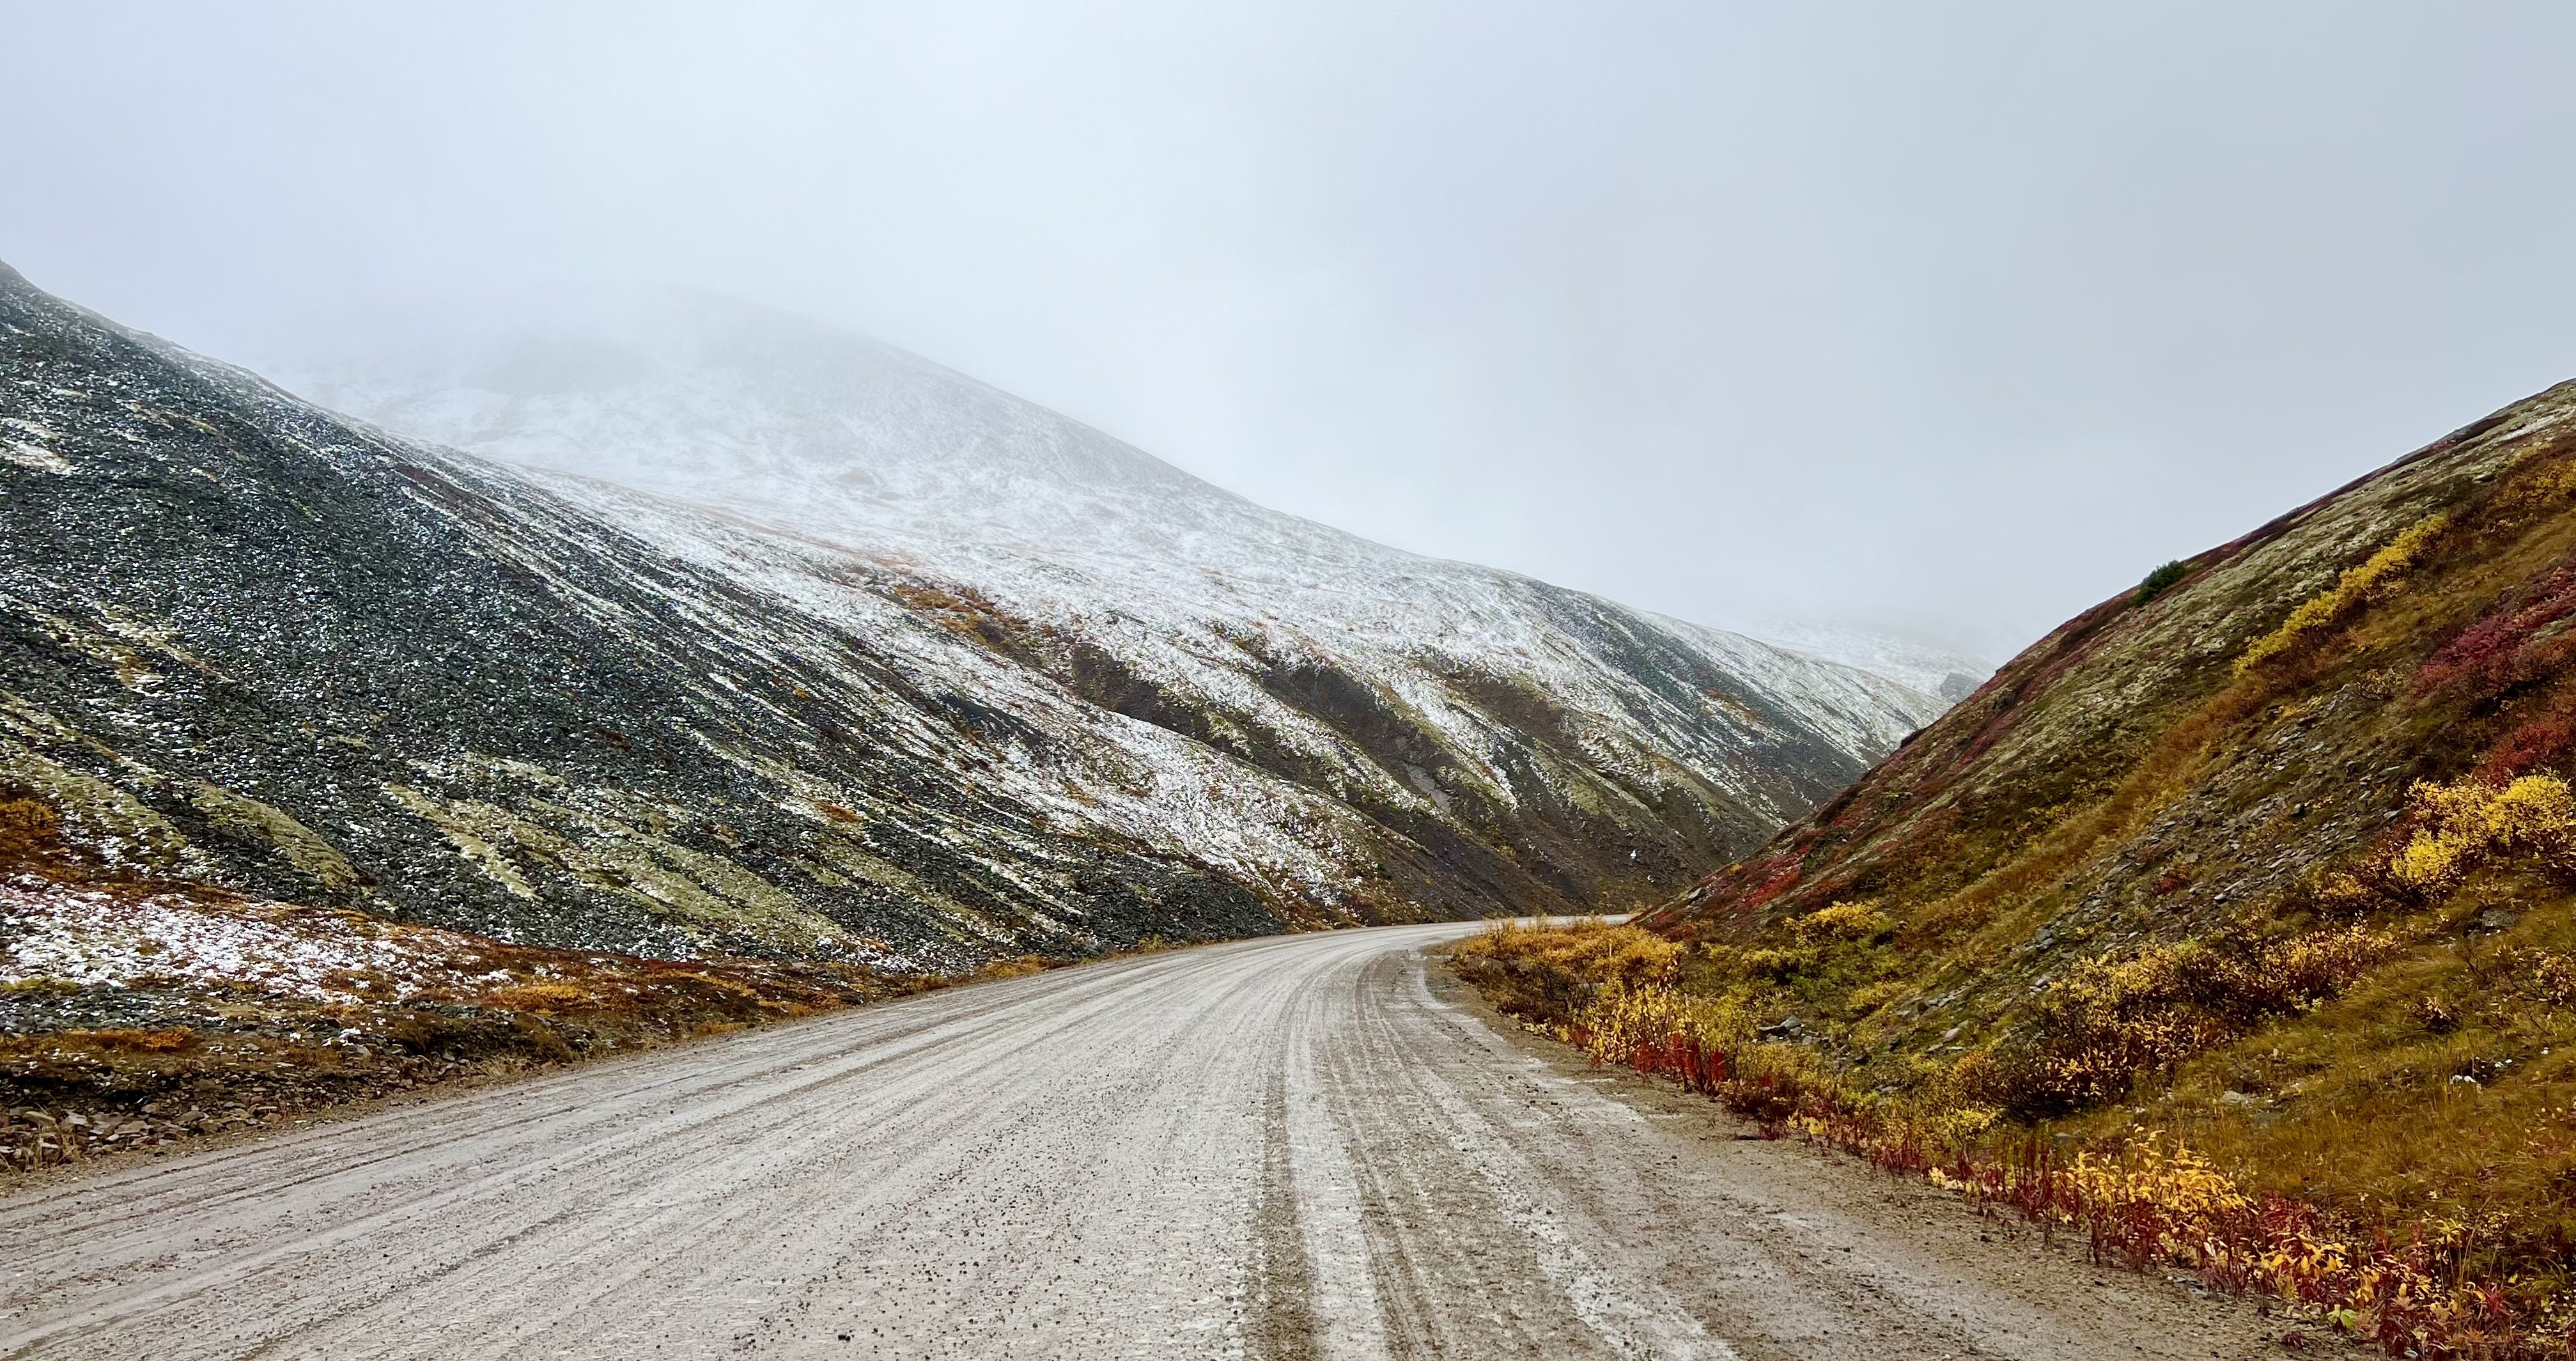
[{"left": 1455, "top": 915, "right": 2573, "bottom": 1357}]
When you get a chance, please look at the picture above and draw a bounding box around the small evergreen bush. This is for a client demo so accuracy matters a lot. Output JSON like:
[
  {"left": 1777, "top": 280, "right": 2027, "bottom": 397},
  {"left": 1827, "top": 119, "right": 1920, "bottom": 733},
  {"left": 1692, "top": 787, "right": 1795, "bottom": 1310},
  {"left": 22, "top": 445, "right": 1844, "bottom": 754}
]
[{"left": 2134, "top": 559, "right": 2189, "bottom": 604}]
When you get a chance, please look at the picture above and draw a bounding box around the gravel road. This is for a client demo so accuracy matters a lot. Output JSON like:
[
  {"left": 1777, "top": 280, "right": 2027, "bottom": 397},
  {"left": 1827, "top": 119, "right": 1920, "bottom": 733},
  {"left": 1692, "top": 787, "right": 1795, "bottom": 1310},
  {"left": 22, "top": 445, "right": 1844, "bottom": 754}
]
[{"left": 1, "top": 922, "right": 2283, "bottom": 1360}]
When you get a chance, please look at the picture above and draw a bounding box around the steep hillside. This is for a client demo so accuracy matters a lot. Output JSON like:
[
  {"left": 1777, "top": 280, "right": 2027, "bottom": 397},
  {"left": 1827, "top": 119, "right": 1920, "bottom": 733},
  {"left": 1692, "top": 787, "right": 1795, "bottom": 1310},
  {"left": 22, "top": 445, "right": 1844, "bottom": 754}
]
[
  {"left": 0, "top": 263, "right": 1935, "bottom": 991},
  {"left": 1484, "top": 375, "right": 2576, "bottom": 1334},
  {"left": 1641, "top": 375, "right": 2576, "bottom": 1084},
  {"left": 1445, "top": 378, "right": 2576, "bottom": 1349}
]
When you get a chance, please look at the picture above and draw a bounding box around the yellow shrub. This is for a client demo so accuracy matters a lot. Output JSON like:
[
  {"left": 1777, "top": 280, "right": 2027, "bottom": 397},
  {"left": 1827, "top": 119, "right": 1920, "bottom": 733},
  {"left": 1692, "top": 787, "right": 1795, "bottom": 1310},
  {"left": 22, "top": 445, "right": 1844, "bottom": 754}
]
[
  {"left": 1994, "top": 924, "right": 2400, "bottom": 1116},
  {"left": 1452, "top": 918, "right": 1682, "bottom": 988},
  {"left": 2386, "top": 773, "right": 2576, "bottom": 898},
  {"left": 2492, "top": 452, "right": 2576, "bottom": 518},
  {"left": 1902, "top": 1092, "right": 2001, "bottom": 1151},
  {"left": 1448, "top": 919, "right": 1684, "bottom": 1027},
  {"left": 2068, "top": 1143, "right": 2251, "bottom": 1238},
  {"left": 1846, "top": 980, "right": 1906, "bottom": 1016},
  {"left": 2237, "top": 511, "right": 2450, "bottom": 676},
  {"left": 0, "top": 798, "right": 67, "bottom": 873},
  {"left": 2504, "top": 947, "right": 2576, "bottom": 1007},
  {"left": 78, "top": 1027, "right": 196, "bottom": 1053},
  {"left": 1734, "top": 945, "right": 1820, "bottom": 979},
  {"left": 1576, "top": 977, "right": 1750, "bottom": 1068},
  {"left": 1790, "top": 899, "right": 1894, "bottom": 943}
]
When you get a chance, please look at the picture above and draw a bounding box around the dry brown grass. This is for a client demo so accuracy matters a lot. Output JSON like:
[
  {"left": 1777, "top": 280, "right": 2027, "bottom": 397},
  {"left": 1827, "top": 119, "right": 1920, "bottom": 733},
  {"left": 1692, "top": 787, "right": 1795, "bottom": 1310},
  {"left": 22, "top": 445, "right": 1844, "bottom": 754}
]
[
  {"left": 483, "top": 982, "right": 596, "bottom": 1013},
  {"left": 75, "top": 1028, "right": 198, "bottom": 1053},
  {"left": 1448, "top": 917, "right": 1680, "bottom": 1021},
  {"left": 966, "top": 954, "right": 1051, "bottom": 983},
  {"left": 0, "top": 798, "right": 79, "bottom": 877}
]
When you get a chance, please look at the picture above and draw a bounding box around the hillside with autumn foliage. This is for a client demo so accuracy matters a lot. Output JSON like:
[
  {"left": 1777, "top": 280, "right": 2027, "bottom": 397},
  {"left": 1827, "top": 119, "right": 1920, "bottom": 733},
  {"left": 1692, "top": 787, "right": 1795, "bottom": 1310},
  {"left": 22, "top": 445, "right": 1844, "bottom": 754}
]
[
  {"left": 1638, "top": 375, "right": 2576, "bottom": 1145},
  {"left": 1459, "top": 377, "right": 2576, "bottom": 1354}
]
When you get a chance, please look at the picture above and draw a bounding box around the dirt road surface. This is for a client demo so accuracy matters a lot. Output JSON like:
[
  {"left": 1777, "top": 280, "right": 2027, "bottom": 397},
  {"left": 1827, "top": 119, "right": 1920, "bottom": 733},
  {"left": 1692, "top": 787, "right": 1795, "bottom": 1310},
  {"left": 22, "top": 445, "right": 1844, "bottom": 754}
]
[{"left": 2, "top": 922, "right": 2284, "bottom": 1360}]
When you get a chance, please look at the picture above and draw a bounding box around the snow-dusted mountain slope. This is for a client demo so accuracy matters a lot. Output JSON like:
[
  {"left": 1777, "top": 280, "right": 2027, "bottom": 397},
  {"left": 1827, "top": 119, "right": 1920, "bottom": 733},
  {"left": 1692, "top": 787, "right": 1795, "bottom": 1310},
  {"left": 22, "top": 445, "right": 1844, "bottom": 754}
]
[
  {"left": 0, "top": 265, "right": 1940, "bottom": 973},
  {"left": 1739, "top": 621, "right": 1992, "bottom": 703},
  {"left": 287, "top": 291, "right": 1941, "bottom": 756},
  {"left": 291, "top": 292, "right": 1946, "bottom": 880}
]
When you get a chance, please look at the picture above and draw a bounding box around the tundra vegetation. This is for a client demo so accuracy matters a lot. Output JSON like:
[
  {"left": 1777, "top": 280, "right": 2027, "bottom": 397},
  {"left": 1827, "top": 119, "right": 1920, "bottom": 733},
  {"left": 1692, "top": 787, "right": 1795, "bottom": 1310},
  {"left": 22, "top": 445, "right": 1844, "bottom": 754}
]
[{"left": 1459, "top": 379, "right": 2576, "bottom": 1358}]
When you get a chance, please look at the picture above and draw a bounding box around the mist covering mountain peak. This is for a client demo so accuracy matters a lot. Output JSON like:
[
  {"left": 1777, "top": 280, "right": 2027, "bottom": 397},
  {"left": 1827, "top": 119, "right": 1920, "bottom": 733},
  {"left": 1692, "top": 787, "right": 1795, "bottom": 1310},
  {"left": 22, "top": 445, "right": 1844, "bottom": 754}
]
[
  {"left": 286, "top": 288, "right": 1246, "bottom": 556},
  {"left": 285, "top": 289, "right": 1948, "bottom": 768},
  {"left": 2, "top": 262, "right": 1947, "bottom": 974}
]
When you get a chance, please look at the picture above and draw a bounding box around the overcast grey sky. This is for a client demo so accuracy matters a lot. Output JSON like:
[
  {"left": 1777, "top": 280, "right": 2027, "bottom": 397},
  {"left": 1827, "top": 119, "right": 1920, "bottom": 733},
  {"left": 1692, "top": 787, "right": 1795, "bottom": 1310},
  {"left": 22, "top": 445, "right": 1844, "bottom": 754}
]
[{"left": 6, "top": 3, "right": 2572, "bottom": 658}]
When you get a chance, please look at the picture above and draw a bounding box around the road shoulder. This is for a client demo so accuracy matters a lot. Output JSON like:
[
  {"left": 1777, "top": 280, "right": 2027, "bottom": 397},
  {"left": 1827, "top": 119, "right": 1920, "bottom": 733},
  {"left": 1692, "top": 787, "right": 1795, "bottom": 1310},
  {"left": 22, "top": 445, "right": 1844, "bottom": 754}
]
[{"left": 1425, "top": 957, "right": 2315, "bottom": 1360}]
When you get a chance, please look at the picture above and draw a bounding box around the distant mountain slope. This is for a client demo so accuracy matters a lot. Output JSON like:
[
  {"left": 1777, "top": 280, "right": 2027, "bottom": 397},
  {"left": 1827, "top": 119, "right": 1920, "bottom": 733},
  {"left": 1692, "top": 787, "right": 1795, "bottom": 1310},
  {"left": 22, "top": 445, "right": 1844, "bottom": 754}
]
[
  {"left": 0, "top": 265, "right": 1937, "bottom": 975},
  {"left": 1637, "top": 375, "right": 2576, "bottom": 1252},
  {"left": 285, "top": 289, "right": 1938, "bottom": 772},
  {"left": 1734, "top": 621, "right": 1990, "bottom": 701}
]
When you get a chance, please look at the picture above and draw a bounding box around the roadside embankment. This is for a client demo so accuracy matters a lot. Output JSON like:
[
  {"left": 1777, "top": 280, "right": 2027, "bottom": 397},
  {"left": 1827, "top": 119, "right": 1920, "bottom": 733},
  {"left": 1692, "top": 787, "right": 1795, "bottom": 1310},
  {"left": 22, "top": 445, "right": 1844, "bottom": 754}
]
[
  {"left": 0, "top": 848, "right": 1132, "bottom": 1176},
  {"left": 1450, "top": 917, "right": 2556, "bottom": 1359},
  {"left": 0, "top": 869, "right": 916, "bottom": 1173}
]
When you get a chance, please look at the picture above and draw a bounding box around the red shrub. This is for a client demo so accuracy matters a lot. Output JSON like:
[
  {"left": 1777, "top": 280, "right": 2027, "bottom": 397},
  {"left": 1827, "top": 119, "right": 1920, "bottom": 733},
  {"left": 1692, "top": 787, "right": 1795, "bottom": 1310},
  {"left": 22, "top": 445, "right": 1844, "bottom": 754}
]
[{"left": 2417, "top": 562, "right": 2576, "bottom": 702}]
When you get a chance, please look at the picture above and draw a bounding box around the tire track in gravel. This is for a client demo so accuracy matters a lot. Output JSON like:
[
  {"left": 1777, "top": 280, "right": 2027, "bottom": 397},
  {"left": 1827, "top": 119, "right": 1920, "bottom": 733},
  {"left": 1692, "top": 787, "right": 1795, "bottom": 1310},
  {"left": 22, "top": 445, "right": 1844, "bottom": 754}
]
[{"left": 2, "top": 922, "right": 2285, "bottom": 1360}]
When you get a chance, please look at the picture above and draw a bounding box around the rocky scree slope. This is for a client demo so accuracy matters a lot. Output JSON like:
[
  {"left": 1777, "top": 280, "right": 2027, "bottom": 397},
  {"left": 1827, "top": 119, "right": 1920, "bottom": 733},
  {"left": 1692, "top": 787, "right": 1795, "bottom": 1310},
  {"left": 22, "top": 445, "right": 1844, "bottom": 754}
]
[
  {"left": 0, "top": 262, "right": 1935, "bottom": 998},
  {"left": 254, "top": 286, "right": 1937, "bottom": 947},
  {"left": 1636, "top": 376, "right": 2576, "bottom": 1246}
]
